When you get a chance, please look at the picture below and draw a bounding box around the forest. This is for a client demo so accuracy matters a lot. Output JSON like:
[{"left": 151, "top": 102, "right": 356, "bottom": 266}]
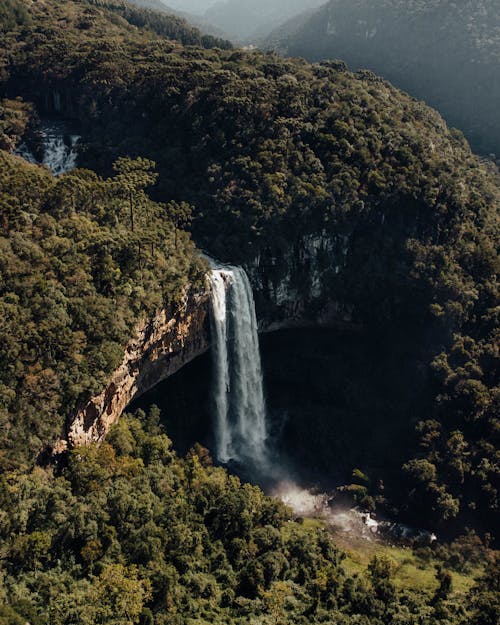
[
  {"left": 0, "top": 142, "right": 205, "bottom": 465},
  {"left": 0, "top": 409, "right": 498, "bottom": 624},
  {"left": 0, "top": 0, "right": 498, "bottom": 623}
]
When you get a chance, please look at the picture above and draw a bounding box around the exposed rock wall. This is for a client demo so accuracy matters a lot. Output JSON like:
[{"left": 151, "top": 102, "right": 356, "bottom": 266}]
[
  {"left": 58, "top": 289, "right": 211, "bottom": 451},
  {"left": 4, "top": 81, "right": 81, "bottom": 119},
  {"left": 247, "top": 231, "right": 353, "bottom": 331}
]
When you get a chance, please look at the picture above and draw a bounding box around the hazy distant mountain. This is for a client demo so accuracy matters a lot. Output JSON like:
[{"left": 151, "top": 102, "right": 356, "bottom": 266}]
[
  {"left": 162, "top": 0, "right": 220, "bottom": 12},
  {"left": 261, "top": 6, "right": 318, "bottom": 50},
  {"left": 128, "top": 0, "right": 173, "bottom": 11},
  {"left": 203, "top": 0, "right": 326, "bottom": 42},
  {"left": 266, "top": 0, "right": 500, "bottom": 155},
  {"left": 128, "top": 0, "right": 230, "bottom": 40}
]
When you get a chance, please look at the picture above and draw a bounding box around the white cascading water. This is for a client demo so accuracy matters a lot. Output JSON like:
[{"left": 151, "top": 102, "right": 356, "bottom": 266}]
[
  {"left": 15, "top": 122, "right": 79, "bottom": 176},
  {"left": 208, "top": 265, "right": 268, "bottom": 468}
]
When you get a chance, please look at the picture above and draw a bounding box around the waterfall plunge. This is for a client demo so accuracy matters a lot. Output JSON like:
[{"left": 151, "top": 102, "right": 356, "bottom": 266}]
[
  {"left": 40, "top": 132, "right": 79, "bottom": 175},
  {"left": 209, "top": 265, "right": 268, "bottom": 469}
]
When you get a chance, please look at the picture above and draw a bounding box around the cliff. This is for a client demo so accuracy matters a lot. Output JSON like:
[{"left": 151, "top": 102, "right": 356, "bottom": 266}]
[
  {"left": 247, "top": 231, "right": 353, "bottom": 331},
  {"left": 55, "top": 289, "right": 211, "bottom": 452},
  {"left": 57, "top": 236, "right": 353, "bottom": 455}
]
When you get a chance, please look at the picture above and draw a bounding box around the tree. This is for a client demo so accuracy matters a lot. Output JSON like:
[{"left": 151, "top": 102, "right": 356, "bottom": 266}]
[
  {"left": 0, "top": 604, "right": 25, "bottom": 625},
  {"left": 165, "top": 201, "right": 193, "bottom": 250},
  {"left": 263, "top": 581, "right": 291, "bottom": 625},
  {"left": 433, "top": 565, "right": 453, "bottom": 603},
  {"left": 368, "top": 555, "right": 396, "bottom": 604},
  {"left": 111, "top": 157, "right": 158, "bottom": 232},
  {"left": 90, "top": 564, "right": 151, "bottom": 625},
  {"left": 468, "top": 554, "right": 500, "bottom": 625}
]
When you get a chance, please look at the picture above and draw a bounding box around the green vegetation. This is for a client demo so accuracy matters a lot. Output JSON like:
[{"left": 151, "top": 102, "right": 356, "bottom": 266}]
[
  {"left": 0, "top": 0, "right": 30, "bottom": 31},
  {"left": 0, "top": 98, "right": 34, "bottom": 151},
  {"left": 334, "top": 532, "right": 480, "bottom": 596},
  {"left": 0, "top": 410, "right": 498, "bottom": 624},
  {"left": 85, "top": 0, "right": 232, "bottom": 48},
  {"left": 0, "top": 150, "right": 204, "bottom": 468},
  {"left": 0, "top": 0, "right": 498, "bottom": 534},
  {"left": 0, "top": 1, "right": 498, "bottom": 620},
  {"left": 266, "top": 0, "right": 500, "bottom": 155}
]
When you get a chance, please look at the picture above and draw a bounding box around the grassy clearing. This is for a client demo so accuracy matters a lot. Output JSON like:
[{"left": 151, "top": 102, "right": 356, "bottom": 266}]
[
  {"left": 284, "top": 518, "right": 480, "bottom": 599},
  {"left": 337, "top": 533, "right": 479, "bottom": 597}
]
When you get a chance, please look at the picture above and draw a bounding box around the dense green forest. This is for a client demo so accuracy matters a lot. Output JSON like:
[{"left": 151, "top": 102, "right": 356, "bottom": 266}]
[
  {"left": 0, "top": 0, "right": 29, "bottom": 30},
  {"left": 85, "top": 0, "right": 232, "bottom": 48},
  {"left": 125, "top": 0, "right": 233, "bottom": 42},
  {"left": 264, "top": 0, "right": 500, "bottom": 156},
  {"left": 0, "top": 0, "right": 498, "bottom": 622},
  {"left": 3, "top": 0, "right": 498, "bottom": 533},
  {"left": 0, "top": 98, "right": 34, "bottom": 151},
  {"left": 0, "top": 410, "right": 498, "bottom": 624},
  {"left": 0, "top": 145, "right": 204, "bottom": 467}
]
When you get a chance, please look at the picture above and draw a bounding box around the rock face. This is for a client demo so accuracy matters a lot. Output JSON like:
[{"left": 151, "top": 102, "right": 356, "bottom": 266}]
[
  {"left": 247, "top": 231, "right": 353, "bottom": 331},
  {"left": 62, "top": 289, "right": 211, "bottom": 450}
]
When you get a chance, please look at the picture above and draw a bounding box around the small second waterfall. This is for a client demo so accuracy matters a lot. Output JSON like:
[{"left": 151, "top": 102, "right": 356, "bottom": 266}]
[
  {"left": 15, "top": 121, "right": 80, "bottom": 175},
  {"left": 208, "top": 265, "right": 268, "bottom": 469}
]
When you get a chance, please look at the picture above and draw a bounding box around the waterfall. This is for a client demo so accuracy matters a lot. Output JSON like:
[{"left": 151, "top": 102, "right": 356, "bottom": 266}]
[
  {"left": 40, "top": 131, "right": 79, "bottom": 175},
  {"left": 15, "top": 121, "right": 79, "bottom": 176},
  {"left": 209, "top": 270, "right": 232, "bottom": 461},
  {"left": 208, "top": 265, "right": 268, "bottom": 468}
]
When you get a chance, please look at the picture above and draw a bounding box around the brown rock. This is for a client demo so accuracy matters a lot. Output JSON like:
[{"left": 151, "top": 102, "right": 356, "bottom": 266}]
[{"left": 63, "top": 288, "right": 211, "bottom": 449}]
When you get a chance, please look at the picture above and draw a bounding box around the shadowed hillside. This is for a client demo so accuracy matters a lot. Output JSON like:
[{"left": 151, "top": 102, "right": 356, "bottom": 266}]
[{"left": 266, "top": 0, "right": 500, "bottom": 156}]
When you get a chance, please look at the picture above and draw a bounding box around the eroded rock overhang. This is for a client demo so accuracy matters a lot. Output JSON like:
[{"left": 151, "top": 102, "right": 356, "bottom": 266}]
[
  {"left": 58, "top": 233, "right": 353, "bottom": 454},
  {"left": 55, "top": 289, "right": 211, "bottom": 453}
]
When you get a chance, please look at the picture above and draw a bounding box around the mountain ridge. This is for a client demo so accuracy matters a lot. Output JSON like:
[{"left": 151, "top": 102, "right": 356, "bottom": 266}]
[
  {"left": 203, "top": 0, "right": 327, "bottom": 42},
  {"left": 265, "top": 0, "right": 500, "bottom": 155}
]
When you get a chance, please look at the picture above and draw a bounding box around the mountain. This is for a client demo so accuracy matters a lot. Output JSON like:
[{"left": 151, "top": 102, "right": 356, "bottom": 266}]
[
  {"left": 261, "top": 6, "right": 318, "bottom": 50},
  {"left": 2, "top": 0, "right": 499, "bottom": 528},
  {"left": 162, "top": 0, "right": 219, "bottom": 12},
  {"left": 266, "top": 0, "right": 500, "bottom": 156},
  {"left": 204, "top": 0, "right": 326, "bottom": 42},
  {"left": 72, "top": 0, "right": 233, "bottom": 47},
  {"left": 128, "top": 0, "right": 173, "bottom": 11}
]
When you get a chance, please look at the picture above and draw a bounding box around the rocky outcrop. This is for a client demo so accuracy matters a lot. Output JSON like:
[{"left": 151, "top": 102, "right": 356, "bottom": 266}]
[
  {"left": 58, "top": 289, "right": 211, "bottom": 451},
  {"left": 5, "top": 80, "right": 81, "bottom": 119}
]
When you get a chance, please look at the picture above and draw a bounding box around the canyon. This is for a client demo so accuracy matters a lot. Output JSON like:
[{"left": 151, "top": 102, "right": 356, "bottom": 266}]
[
  {"left": 56, "top": 241, "right": 350, "bottom": 454},
  {"left": 1, "top": 3, "right": 498, "bottom": 621}
]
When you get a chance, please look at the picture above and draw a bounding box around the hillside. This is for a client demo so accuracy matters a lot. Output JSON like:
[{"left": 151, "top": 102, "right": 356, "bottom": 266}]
[
  {"left": 81, "top": 0, "right": 232, "bottom": 48},
  {"left": 1, "top": 0, "right": 499, "bottom": 529},
  {"left": 0, "top": 0, "right": 499, "bottom": 621},
  {"left": 0, "top": 144, "right": 205, "bottom": 467},
  {"left": 266, "top": 0, "right": 500, "bottom": 156}
]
